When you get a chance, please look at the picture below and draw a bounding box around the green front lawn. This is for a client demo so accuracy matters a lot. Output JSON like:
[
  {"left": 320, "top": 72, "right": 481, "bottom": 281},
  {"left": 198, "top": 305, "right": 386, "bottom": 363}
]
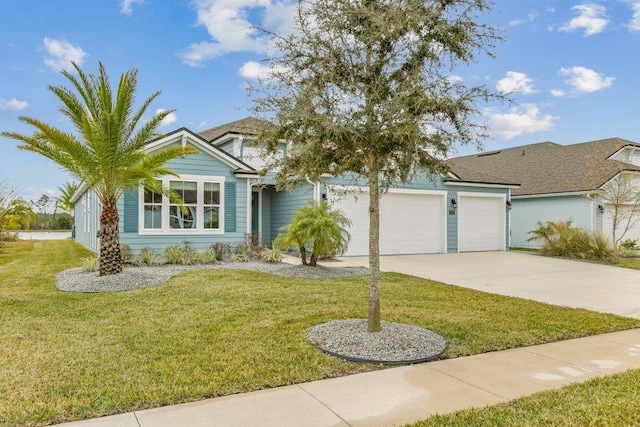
[
  {"left": 1, "top": 240, "right": 639, "bottom": 426},
  {"left": 411, "top": 368, "right": 640, "bottom": 426},
  {"left": 617, "top": 257, "right": 640, "bottom": 270}
]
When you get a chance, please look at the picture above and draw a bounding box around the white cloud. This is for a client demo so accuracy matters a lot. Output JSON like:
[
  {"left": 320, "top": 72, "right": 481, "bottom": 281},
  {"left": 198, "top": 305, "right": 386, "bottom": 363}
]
[
  {"left": 559, "top": 66, "right": 615, "bottom": 93},
  {"left": 560, "top": 3, "right": 608, "bottom": 36},
  {"left": 180, "top": 0, "right": 297, "bottom": 67},
  {"left": 551, "top": 89, "right": 566, "bottom": 97},
  {"left": 625, "top": 1, "right": 640, "bottom": 32},
  {"left": 238, "top": 60, "right": 287, "bottom": 80},
  {"left": 446, "top": 74, "right": 464, "bottom": 84},
  {"left": 120, "top": 0, "right": 144, "bottom": 15},
  {"left": 43, "top": 38, "right": 87, "bottom": 72},
  {"left": 509, "top": 11, "right": 539, "bottom": 27},
  {"left": 496, "top": 71, "right": 537, "bottom": 95},
  {"left": 0, "top": 98, "right": 28, "bottom": 111},
  {"left": 486, "top": 104, "right": 558, "bottom": 139},
  {"left": 156, "top": 109, "right": 177, "bottom": 127}
]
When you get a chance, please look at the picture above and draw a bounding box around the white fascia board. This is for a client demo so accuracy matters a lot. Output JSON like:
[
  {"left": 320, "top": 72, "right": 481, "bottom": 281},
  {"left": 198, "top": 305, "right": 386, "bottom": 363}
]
[
  {"left": 328, "top": 185, "right": 447, "bottom": 196},
  {"left": 513, "top": 191, "right": 592, "bottom": 199},
  {"left": 145, "top": 130, "right": 254, "bottom": 171},
  {"left": 443, "top": 181, "right": 519, "bottom": 189},
  {"left": 599, "top": 170, "right": 640, "bottom": 189},
  {"left": 211, "top": 133, "right": 257, "bottom": 147},
  {"left": 70, "top": 182, "right": 89, "bottom": 203}
]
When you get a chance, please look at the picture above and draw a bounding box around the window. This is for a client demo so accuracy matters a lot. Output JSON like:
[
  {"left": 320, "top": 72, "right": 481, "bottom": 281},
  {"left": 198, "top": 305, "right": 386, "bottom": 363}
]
[
  {"left": 204, "top": 182, "right": 220, "bottom": 229},
  {"left": 143, "top": 180, "right": 163, "bottom": 229},
  {"left": 169, "top": 180, "right": 197, "bottom": 229},
  {"left": 139, "top": 176, "right": 225, "bottom": 234}
]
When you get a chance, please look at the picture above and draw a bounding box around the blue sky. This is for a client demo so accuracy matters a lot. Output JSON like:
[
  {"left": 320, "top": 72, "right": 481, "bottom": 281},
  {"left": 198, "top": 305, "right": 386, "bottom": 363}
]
[{"left": 1, "top": 0, "right": 639, "bottom": 201}]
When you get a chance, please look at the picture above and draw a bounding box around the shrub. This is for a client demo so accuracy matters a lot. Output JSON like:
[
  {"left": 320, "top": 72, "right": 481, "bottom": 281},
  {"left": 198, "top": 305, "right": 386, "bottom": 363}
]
[
  {"left": 273, "top": 201, "right": 351, "bottom": 266},
  {"left": 80, "top": 255, "right": 99, "bottom": 272},
  {"left": 179, "top": 242, "right": 199, "bottom": 266},
  {"left": 230, "top": 244, "right": 250, "bottom": 262},
  {"left": 620, "top": 239, "right": 638, "bottom": 251},
  {"left": 528, "top": 220, "right": 618, "bottom": 264},
  {"left": 120, "top": 244, "right": 133, "bottom": 264},
  {"left": 163, "top": 244, "right": 183, "bottom": 265},
  {"left": 210, "top": 242, "right": 230, "bottom": 261},
  {"left": 260, "top": 248, "right": 283, "bottom": 263},
  {"left": 245, "top": 232, "right": 262, "bottom": 254},
  {"left": 230, "top": 251, "right": 250, "bottom": 263},
  {"left": 0, "top": 231, "right": 19, "bottom": 242},
  {"left": 199, "top": 248, "right": 218, "bottom": 265},
  {"left": 134, "top": 247, "right": 157, "bottom": 267}
]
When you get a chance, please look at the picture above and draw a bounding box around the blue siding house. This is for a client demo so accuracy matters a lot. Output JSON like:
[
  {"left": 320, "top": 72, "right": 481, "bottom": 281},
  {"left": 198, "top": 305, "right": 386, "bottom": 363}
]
[
  {"left": 73, "top": 117, "right": 518, "bottom": 256},
  {"left": 450, "top": 138, "right": 640, "bottom": 248}
]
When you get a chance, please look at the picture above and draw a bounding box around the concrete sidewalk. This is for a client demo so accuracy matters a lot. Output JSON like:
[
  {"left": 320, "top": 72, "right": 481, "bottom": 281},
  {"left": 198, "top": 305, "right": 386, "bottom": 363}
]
[{"left": 58, "top": 329, "right": 640, "bottom": 427}]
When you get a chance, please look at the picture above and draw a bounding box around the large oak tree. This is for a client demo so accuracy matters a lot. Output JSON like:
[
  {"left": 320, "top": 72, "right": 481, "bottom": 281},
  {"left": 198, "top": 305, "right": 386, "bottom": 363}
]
[{"left": 250, "top": 0, "right": 504, "bottom": 331}]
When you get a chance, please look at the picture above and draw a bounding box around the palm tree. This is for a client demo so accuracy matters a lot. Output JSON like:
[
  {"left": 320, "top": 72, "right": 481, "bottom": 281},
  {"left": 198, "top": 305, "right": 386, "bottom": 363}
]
[
  {"left": 56, "top": 182, "right": 79, "bottom": 215},
  {"left": 274, "top": 201, "right": 351, "bottom": 266},
  {"left": 2, "top": 62, "right": 192, "bottom": 275}
]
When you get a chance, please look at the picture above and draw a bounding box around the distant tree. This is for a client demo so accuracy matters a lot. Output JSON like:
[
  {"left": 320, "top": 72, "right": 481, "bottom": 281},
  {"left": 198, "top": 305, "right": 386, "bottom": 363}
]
[
  {"left": 249, "top": 0, "right": 503, "bottom": 331},
  {"left": 599, "top": 172, "right": 640, "bottom": 247},
  {"left": 1, "top": 62, "right": 194, "bottom": 275},
  {"left": 34, "top": 194, "right": 51, "bottom": 229},
  {"left": 0, "top": 181, "right": 18, "bottom": 231},
  {"left": 3, "top": 198, "right": 36, "bottom": 230},
  {"left": 56, "top": 182, "right": 79, "bottom": 216}
]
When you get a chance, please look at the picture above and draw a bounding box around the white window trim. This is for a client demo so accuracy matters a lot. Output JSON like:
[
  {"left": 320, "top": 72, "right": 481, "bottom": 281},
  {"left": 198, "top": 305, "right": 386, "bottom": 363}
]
[{"left": 138, "top": 174, "right": 226, "bottom": 235}]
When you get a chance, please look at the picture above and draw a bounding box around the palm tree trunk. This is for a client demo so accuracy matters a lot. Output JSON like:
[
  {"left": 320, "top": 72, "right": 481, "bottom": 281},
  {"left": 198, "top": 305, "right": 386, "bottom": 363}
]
[{"left": 99, "top": 196, "right": 123, "bottom": 276}]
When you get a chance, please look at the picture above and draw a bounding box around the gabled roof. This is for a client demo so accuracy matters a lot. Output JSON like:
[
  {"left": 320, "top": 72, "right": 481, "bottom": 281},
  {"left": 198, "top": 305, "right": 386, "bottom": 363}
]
[
  {"left": 198, "top": 117, "right": 268, "bottom": 144},
  {"left": 450, "top": 137, "right": 640, "bottom": 196}
]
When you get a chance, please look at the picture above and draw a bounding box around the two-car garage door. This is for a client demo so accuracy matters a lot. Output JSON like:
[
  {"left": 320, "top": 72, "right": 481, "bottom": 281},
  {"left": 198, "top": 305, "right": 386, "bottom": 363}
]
[
  {"left": 330, "top": 189, "right": 447, "bottom": 256},
  {"left": 330, "top": 188, "right": 506, "bottom": 256}
]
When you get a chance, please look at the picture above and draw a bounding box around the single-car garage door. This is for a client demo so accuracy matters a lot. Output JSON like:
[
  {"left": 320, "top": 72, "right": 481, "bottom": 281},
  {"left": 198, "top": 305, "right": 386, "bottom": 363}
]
[
  {"left": 602, "top": 204, "right": 640, "bottom": 245},
  {"left": 458, "top": 193, "right": 505, "bottom": 252},
  {"left": 329, "top": 188, "right": 446, "bottom": 256}
]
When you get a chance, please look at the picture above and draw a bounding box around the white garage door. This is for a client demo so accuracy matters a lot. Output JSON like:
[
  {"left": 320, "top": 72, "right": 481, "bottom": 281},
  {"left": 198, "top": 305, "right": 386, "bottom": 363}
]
[
  {"left": 330, "top": 189, "right": 446, "bottom": 256},
  {"left": 602, "top": 204, "right": 640, "bottom": 245},
  {"left": 458, "top": 194, "right": 505, "bottom": 252}
]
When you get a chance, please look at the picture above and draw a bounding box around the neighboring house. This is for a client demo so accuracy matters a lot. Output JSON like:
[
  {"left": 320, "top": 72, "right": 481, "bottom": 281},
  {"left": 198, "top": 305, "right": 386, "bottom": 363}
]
[
  {"left": 450, "top": 138, "right": 640, "bottom": 248},
  {"left": 73, "top": 117, "right": 518, "bottom": 256}
]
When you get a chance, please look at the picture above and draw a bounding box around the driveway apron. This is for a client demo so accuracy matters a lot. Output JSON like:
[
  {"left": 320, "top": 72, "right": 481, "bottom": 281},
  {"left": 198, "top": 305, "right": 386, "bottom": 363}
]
[{"left": 343, "top": 251, "right": 640, "bottom": 319}]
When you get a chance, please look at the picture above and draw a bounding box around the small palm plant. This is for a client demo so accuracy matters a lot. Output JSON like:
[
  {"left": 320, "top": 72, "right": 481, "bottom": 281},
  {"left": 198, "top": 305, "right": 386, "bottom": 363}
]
[{"left": 274, "top": 201, "right": 351, "bottom": 266}]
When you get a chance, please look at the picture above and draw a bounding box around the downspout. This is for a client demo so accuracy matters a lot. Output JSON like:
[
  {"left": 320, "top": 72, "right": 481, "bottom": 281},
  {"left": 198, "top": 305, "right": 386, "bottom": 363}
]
[{"left": 305, "top": 176, "right": 321, "bottom": 203}]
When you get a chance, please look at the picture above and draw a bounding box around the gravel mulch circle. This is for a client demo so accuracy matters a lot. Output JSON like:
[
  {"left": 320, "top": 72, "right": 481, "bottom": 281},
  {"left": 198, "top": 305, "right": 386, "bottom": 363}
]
[
  {"left": 56, "top": 262, "right": 370, "bottom": 293},
  {"left": 307, "top": 319, "right": 448, "bottom": 365}
]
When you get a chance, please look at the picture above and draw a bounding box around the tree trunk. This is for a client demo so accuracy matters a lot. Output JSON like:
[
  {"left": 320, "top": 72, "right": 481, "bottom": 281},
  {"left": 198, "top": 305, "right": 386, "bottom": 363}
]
[
  {"left": 368, "top": 170, "right": 381, "bottom": 332},
  {"left": 99, "top": 195, "right": 123, "bottom": 276}
]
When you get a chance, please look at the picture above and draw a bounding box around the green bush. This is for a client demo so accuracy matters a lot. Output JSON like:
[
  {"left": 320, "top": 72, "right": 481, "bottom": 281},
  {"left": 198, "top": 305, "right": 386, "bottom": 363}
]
[
  {"left": 273, "top": 201, "right": 351, "bottom": 266},
  {"left": 620, "top": 239, "right": 638, "bottom": 251},
  {"left": 528, "top": 220, "right": 618, "bottom": 264},
  {"left": 80, "top": 255, "right": 99, "bottom": 272},
  {"left": 162, "top": 244, "right": 183, "bottom": 265},
  {"left": 120, "top": 244, "right": 133, "bottom": 264},
  {"left": 179, "top": 242, "right": 199, "bottom": 266},
  {"left": 260, "top": 248, "right": 283, "bottom": 263},
  {"left": 230, "top": 251, "right": 250, "bottom": 263},
  {"left": 134, "top": 247, "right": 157, "bottom": 267},
  {"left": 199, "top": 248, "right": 218, "bottom": 265}
]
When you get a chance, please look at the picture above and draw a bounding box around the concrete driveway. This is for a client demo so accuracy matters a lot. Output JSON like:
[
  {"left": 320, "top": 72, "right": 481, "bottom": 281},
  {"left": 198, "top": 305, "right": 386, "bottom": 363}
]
[{"left": 343, "top": 252, "right": 640, "bottom": 319}]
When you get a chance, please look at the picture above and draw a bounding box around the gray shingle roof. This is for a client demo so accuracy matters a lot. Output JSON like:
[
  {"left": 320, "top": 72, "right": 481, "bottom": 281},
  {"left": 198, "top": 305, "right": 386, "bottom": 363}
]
[
  {"left": 198, "top": 117, "right": 268, "bottom": 143},
  {"left": 450, "top": 138, "right": 640, "bottom": 196}
]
